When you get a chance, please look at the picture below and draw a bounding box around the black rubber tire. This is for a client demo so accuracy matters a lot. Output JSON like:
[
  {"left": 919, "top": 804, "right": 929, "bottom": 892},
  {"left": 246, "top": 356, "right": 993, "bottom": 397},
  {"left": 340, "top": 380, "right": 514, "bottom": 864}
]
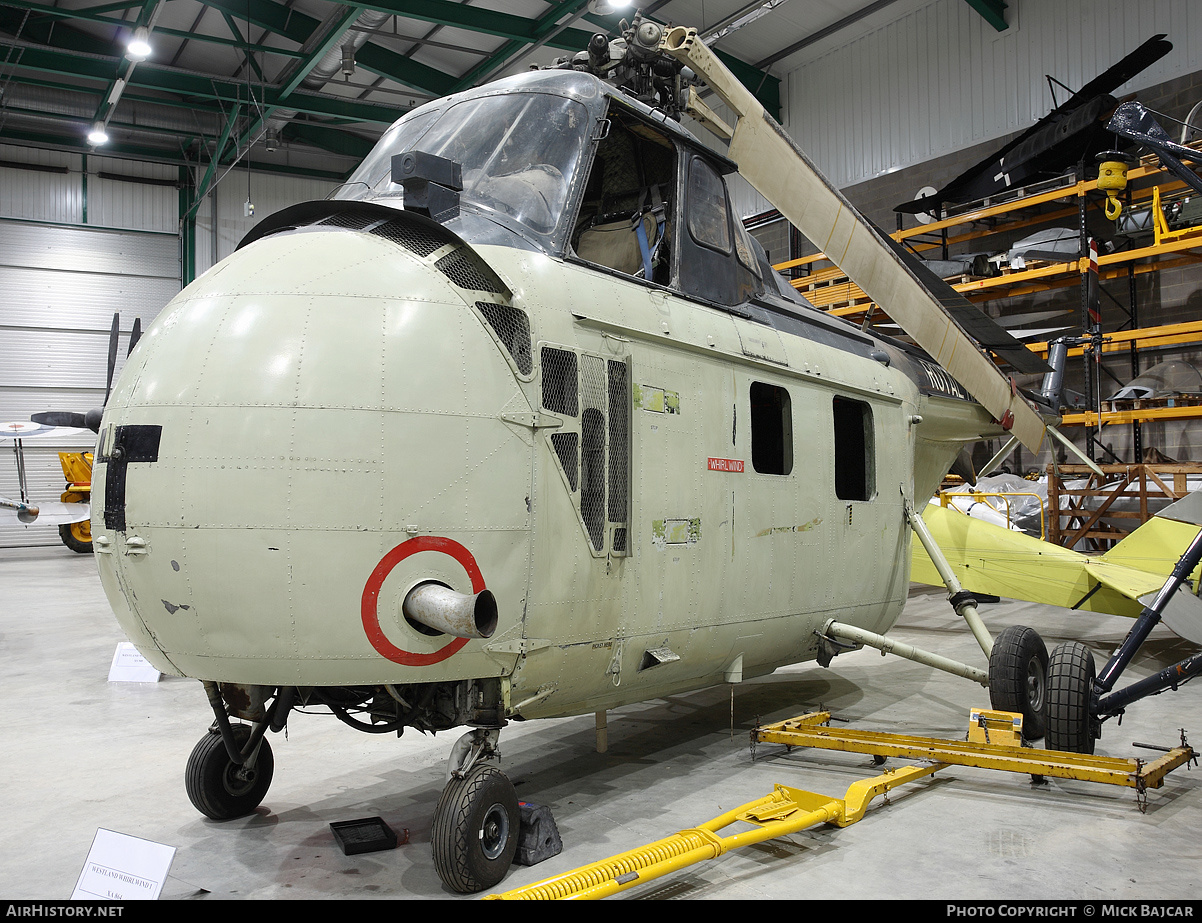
[
  {"left": 988, "top": 625, "right": 1049, "bottom": 740},
  {"left": 58, "top": 521, "right": 93, "bottom": 554},
  {"left": 185, "top": 725, "right": 274, "bottom": 820},
  {"left": 1046, "top": 641, "right": 1097, "bottom": 754},
  {"left": 431, "top": 763, "right": 519, "bottom": 894}
]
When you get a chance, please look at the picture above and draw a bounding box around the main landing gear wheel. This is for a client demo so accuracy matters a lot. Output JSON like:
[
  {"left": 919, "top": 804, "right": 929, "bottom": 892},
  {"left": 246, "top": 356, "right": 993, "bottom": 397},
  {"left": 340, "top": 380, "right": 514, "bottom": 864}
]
[
  {"left": 185, "top": 724, "right": 274, "bottom": 820},
  {"left": 1046, "top": 641, "right": 1097, "bottom": 754},
  {"left": 988, "top": 624, "right": 1049, "bottom": 741},
  {"left": 431, "top": 762, "right": 519, "bottom": 894}
]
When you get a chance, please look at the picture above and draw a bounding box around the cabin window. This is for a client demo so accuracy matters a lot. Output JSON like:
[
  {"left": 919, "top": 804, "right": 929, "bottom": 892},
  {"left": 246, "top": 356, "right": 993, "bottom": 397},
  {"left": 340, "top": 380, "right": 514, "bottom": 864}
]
[
  {"left": 750, "top": 382, "right": 792, "bottom": 475},
  {"left": 833, "top": 396, "right": 875, "bottom": 501},
  {"left": 686, "top": 156, "right": 732, "bottom": 254}
]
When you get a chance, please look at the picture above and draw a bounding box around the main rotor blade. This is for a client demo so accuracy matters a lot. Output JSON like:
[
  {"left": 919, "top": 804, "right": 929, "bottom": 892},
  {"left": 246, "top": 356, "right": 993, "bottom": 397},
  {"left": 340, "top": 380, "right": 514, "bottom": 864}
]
[
  {"left": 663, "top": 27, "right": 1049, "bottom": 454},
  {"left": 128, "top": 317, "right": 142, "bottom": 356}
]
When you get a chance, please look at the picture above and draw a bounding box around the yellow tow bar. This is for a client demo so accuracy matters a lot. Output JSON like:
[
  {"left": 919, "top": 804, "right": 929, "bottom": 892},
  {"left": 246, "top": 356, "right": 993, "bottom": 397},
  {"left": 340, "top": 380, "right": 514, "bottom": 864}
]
[
  {"left": 485, "top": 710, "right": 1195, "bottom": 900},
  {"left": 485, "top": 762, "right": 940, "bottom": 900}
]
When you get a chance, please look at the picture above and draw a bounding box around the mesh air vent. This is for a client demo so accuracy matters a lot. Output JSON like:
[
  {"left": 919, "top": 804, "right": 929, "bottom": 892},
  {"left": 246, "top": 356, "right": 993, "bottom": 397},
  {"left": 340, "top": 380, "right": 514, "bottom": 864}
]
[
  {"left": 551, "top": 432, "right": 579, "bottom": 491},
  {"left": 580, "top": 356, "right": 608, "bottom": 551},
  {"left": 370, "top": 218, "right": 457, "bottom": 258},
  {"left": 476, "top": 303, "right": 532, "bottom": 375},
  {"left": 541, "top": 347, "right": 578, "bottom": 417},
  {"left": 607, "top": 360, "right": 629, "bottom": 523},
  {"left": 319, "top": 212, "right": 379, "bottom": 231},
  {"left": 435, "top": 248, "right": 505, "bottom": 294}
]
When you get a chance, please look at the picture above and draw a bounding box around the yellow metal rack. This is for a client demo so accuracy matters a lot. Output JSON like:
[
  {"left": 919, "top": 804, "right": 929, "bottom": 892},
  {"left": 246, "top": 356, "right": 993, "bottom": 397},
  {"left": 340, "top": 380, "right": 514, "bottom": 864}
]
[{"left": 772, "top": 151, "right": 1202, "bottom": 434}]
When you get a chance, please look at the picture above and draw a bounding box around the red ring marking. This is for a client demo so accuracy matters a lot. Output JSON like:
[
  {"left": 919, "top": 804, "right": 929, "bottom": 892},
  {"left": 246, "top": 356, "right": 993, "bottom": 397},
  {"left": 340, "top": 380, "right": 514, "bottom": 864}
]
[{"left": 361, "top": 536, "right": 485, "bottom": 666}]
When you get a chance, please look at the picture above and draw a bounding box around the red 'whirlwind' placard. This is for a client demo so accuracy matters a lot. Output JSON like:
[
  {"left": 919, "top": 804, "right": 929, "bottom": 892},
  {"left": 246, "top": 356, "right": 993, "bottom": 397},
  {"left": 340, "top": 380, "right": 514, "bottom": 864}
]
[{"left": 707, "top": 457, "right": 744, "bottom": 472}]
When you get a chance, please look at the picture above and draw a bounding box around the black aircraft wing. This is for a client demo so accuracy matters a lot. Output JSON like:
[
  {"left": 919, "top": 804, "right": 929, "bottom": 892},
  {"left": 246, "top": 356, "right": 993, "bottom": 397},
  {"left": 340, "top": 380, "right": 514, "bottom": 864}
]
[{"left": 895, "top": 34, "right": 1172, "bottom": 216}]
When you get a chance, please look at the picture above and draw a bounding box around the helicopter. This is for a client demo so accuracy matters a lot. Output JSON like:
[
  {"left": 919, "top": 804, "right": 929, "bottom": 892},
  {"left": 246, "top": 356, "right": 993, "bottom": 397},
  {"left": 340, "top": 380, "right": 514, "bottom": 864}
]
[{"left": 80, "top": 16, "right": 1120, "bottom": 894}]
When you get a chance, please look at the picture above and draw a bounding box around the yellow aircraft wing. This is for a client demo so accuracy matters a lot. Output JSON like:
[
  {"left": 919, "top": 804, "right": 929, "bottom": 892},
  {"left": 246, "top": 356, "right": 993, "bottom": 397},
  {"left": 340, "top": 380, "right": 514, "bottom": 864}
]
[{"left": 911, "top": 503, "right": 1202, "bottom": 635}]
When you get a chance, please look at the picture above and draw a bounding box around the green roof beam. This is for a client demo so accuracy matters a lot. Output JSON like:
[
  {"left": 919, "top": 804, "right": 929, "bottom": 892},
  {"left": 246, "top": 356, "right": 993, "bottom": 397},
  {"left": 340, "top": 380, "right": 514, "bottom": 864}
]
[
  {"left": 0, "top": 41, "right": 403, "bottom": 124},
  {"left": 338, "top": 0, "right": 594, "bottom": 50},
  {"left": 963, "top": 0, "right": 1008, "bottom": 32}
]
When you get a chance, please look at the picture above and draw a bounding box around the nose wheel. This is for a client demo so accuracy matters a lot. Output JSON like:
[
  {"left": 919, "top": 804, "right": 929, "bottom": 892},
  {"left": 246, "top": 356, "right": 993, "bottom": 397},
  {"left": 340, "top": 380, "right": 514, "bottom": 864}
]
[
  {"left": 185, "top": 724, "right": 275, "bottom": 820},
  {"left": 432, "top": 762, "right": 519, "bottom": 893}
]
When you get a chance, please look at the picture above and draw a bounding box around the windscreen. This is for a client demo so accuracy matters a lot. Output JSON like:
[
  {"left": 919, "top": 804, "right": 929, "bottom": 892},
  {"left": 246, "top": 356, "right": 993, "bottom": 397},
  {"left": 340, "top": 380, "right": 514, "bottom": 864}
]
[{"left": 336, "top": 92, "right": 591, "bottom": 239}]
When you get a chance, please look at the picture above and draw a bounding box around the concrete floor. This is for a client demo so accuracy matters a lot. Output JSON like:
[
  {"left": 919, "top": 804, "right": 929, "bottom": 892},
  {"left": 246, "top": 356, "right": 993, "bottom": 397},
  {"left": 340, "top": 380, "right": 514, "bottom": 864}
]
[{"left": 1, "top": 543, "right": 1200, "bottom": 902}]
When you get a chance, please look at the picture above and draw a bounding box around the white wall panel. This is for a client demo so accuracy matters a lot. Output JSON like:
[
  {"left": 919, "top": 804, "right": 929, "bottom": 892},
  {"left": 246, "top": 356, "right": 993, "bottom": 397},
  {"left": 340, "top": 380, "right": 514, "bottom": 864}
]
[
  {"left": 0, "top": 146, "right": 82, "bottom": 225},
  {"left": 193, "top": 168, "right": 336, "bottom": 276},
  {"left": 780, "top": 0, "right": 1202, "bottom": 191}
]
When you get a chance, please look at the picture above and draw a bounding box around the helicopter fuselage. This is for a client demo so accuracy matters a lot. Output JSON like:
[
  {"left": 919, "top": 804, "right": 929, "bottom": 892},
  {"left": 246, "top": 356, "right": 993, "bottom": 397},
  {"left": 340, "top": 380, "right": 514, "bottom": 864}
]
[{"left": 91, "top": 69, "right": 1001, "bottom": 728}]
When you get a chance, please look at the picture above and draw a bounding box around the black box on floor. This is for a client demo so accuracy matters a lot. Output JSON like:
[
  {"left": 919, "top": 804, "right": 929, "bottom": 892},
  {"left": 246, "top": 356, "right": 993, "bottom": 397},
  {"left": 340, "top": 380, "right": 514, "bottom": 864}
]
[{"left": 330, "top": 816, "right": 398, "bottom": 855}]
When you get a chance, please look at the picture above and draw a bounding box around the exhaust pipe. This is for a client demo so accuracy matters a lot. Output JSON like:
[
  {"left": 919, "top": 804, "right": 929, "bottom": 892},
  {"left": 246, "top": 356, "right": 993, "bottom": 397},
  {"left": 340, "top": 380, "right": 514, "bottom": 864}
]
[{"left": 402, "top": 583, "right": 498, "bottom": 639}]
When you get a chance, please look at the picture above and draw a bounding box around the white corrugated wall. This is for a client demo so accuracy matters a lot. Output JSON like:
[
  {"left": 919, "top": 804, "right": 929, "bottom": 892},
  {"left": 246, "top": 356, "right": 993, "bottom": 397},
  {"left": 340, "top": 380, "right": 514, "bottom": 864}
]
[
  {"left": 0, "top": 146, "right": 181, "bottom": 548},
  {"left": 779, "top": 0, "right": 1202, "bottom": 194},
  {"left": 0, "top": 150, "right": 336, "bottom": 548}
]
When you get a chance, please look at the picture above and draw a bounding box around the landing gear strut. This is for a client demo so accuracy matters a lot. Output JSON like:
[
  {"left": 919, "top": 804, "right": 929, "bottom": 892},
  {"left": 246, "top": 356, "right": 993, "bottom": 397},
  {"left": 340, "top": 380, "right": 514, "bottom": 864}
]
[
  {"left": 1048, "top": 527, "right": 1202, "bottom": 754},
  {"left": 185, "top": 681, "right": 289, "bottom": 819}
]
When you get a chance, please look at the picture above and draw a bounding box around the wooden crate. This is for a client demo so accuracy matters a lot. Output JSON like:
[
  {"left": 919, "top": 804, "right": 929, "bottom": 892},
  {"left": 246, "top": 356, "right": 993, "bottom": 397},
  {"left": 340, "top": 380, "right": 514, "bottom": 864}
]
[{"left": 1045, "top": 463, "right": 1202, "bottom": 550}]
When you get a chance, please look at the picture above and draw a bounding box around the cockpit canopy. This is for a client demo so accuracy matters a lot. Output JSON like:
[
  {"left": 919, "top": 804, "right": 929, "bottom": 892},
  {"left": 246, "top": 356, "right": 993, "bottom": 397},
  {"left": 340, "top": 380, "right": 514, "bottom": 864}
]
[{"left": 334, "top": 69, "right": 794, "bottom": 310}]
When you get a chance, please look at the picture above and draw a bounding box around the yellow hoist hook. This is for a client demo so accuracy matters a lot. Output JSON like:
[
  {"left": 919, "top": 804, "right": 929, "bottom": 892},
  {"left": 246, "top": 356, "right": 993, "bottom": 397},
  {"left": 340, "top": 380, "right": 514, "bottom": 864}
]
[{"left": 1096, "top": 150, "right": 1137, "bottom": 221}]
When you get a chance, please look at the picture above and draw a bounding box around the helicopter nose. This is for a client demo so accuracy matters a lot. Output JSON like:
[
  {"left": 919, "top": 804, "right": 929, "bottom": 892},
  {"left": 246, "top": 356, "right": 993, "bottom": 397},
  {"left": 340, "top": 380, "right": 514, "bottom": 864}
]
[{"left": 92, "top": 220, "right": 535, "bottom": 684}]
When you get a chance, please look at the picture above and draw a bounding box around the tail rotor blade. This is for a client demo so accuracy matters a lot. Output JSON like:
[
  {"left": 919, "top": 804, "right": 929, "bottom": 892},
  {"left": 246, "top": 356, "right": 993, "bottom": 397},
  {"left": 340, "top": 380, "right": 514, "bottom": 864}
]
[
  {"left": 105, "top": 313, "right": 119, "bottom": 404},
  {"left": 31, "top": 411, "right": 88, "bottom": 428}
]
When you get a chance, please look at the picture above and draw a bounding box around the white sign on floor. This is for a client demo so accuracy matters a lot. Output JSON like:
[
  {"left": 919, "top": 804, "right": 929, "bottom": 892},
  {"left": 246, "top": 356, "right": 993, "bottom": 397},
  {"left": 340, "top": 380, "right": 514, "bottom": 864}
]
[
  {"left": 72, "top": 828, "right": 176, "bottom": 900},
  {"left": 108, "top": 641, "right": 161, "bottom": 683}
]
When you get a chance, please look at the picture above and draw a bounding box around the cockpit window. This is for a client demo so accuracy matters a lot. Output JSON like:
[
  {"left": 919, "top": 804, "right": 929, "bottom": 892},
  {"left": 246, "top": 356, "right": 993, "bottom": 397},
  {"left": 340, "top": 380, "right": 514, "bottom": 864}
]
[
  {"left": 337, "top": 93, "right": 591, "bottom": 238},
  {"left": 686, "top": 157, "right": 732, "bottom": 253}
]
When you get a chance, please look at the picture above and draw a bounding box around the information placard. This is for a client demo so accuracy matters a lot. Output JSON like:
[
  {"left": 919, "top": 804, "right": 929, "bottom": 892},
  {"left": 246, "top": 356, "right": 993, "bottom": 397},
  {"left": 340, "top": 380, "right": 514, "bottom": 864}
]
[
  {"left": 108, "top": 642, "right": 161, "bottom": 683},
  {"left": 73, "top": 829, "right": 176, "bottom": 901}
]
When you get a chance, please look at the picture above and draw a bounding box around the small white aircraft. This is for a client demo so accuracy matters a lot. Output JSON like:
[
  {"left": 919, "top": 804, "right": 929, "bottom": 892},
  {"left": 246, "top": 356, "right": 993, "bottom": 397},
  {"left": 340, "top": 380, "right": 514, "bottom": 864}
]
[
  {"left": 72, "top": 16, "right": 1189, "bottom": 894},
  {"left": 1, "top": 422, "right": 91, "bottom": 548}
]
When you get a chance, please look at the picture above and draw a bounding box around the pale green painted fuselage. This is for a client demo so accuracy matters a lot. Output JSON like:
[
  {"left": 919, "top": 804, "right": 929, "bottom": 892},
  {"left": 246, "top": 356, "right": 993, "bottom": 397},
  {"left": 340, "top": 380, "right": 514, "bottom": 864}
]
[{"left": 91, "top": 70, "right": 1002, "bottom": 726}]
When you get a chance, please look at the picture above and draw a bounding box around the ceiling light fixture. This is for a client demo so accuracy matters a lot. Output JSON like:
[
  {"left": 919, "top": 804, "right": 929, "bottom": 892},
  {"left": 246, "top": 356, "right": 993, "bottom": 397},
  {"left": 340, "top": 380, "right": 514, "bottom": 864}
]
[
  {"left": 87, "top": 121, "right": 109, "bottom": 145},
  {"left": 126, "top": 26, "right": 152, "bottom": 61},
  {"left": 587, "top": 0, "right": 632, "bottom": 15}
]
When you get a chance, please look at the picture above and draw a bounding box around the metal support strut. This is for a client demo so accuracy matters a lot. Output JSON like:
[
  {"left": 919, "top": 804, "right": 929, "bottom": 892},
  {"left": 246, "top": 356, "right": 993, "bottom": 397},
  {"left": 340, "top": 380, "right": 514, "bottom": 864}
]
[
  {"left": 820, "top": 498, "right": 995, "bottom": 687},
  {"left": 1093, "top": 527, "right": 1202, "bottom": 720}
]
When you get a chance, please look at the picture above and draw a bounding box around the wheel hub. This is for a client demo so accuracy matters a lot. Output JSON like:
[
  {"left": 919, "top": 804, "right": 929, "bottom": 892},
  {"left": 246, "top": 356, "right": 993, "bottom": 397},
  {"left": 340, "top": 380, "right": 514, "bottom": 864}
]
[
  {"left": 479, "top": 802, "right": 510, "bottom": 860},
  {"left": 1026, "top": 657, "right": 1046, "bottom": 711}
]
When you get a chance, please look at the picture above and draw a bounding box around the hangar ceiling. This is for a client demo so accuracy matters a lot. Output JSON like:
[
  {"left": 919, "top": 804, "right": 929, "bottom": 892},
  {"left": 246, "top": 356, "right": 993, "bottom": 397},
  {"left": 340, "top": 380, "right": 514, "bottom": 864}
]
[{"left": 0, "top": 0, "right": 1009, "bottom": 184}]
